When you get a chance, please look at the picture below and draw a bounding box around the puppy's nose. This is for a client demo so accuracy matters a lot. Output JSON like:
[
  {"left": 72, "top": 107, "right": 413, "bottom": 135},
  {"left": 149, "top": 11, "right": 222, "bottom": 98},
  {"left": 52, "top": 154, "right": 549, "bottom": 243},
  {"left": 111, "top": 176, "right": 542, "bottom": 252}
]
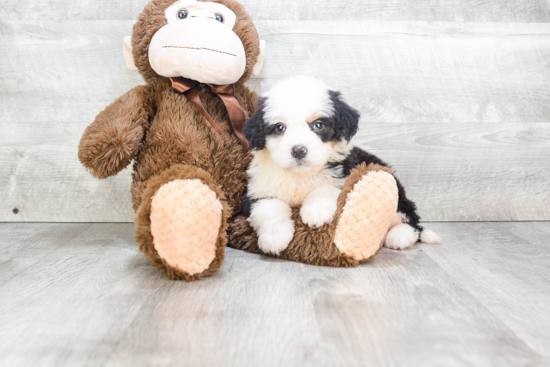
[{"left": 291, "top": 145, "right": 308, "bottom": 160}]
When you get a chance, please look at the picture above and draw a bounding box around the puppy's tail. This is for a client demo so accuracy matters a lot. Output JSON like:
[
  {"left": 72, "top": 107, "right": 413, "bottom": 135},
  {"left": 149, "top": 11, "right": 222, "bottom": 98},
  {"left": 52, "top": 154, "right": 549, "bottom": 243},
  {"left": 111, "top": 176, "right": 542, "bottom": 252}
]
[
  {"left": 418, "top": 228, "right": 441, "bottom": 244},
  {"left": 401, "top": 211, "right": 441, "bottom": 244}
]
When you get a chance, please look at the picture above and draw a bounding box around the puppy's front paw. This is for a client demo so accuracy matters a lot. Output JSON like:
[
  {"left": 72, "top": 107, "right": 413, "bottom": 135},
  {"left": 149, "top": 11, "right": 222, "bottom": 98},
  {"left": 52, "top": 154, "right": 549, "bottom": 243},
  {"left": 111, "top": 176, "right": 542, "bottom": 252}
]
[
  {"left": 257, "top": 219, "right": 295, "bottom": 255},
  {"left": 384, "top": 223, "right": 418, "bottom": 250},
  {"left": 300, "top": 200, "right": 337, "bottom": 228}
]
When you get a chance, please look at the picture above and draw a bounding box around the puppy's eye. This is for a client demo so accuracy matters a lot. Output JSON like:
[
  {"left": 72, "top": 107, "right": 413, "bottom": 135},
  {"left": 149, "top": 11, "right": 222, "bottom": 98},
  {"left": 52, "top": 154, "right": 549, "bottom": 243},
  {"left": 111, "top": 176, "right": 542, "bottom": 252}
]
[
  {"left": 313, "top": 122, "right": 324, "bottom": 130},
  {"left": 275, "top": 124, "right": 286, "bottom": 134},
  {"left": 178, "top": 9, "right": 188, "bottom": 19},
  {"left": 215, "top": 14, "right": 224, "bottom": 22}
]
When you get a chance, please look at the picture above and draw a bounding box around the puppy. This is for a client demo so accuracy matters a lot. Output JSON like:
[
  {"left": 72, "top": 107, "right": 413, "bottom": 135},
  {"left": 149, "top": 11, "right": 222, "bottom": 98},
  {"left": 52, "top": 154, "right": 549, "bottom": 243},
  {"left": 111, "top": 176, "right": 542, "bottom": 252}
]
[{"left": 242, "top": 76, "right": 440, "bottom": 255}]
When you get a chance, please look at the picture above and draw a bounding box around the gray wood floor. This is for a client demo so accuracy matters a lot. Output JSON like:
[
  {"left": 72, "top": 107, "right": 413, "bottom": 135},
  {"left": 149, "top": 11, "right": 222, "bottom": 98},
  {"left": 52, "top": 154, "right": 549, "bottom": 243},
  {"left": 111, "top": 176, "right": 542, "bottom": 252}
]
[{"left": 0, "top": 222, "right": 548, "bottom": 367}]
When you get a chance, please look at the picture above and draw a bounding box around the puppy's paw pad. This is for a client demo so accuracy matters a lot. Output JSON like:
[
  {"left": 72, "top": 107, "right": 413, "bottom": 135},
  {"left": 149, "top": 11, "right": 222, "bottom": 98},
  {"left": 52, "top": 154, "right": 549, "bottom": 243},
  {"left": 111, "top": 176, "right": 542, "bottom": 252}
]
[
  {"left": 384, "top": 224, "right": 417, "bottom": 250},
  {"left": 257, "top": 220, "right": 295, "bottom": 255},
  {"left": 300, "top": 201, "right": 337, "bottom": 227}
]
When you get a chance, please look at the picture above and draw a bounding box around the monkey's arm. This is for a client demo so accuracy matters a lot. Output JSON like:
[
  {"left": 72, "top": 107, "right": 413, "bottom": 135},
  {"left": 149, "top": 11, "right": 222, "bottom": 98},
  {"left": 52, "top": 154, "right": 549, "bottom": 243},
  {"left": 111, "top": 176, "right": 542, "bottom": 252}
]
[{"left": 78, "top": 84, "right": 155, "bottom": 179}]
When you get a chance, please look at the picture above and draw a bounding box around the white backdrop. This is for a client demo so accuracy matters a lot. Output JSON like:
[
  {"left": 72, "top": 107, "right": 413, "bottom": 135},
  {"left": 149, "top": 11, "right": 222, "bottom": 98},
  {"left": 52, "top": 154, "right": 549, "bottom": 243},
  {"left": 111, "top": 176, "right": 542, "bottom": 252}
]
[{"left": 1, "top": 0, "right": 549, "bottom": 222}]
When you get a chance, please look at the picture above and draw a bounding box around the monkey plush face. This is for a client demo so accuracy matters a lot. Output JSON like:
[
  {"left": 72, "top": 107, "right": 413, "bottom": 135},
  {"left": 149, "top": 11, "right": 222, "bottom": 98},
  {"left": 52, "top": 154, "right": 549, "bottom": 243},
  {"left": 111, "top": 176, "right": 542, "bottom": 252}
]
[
  {"left": 149, "top": 0, "right": 246, "bottom": 84},
  {"left": 124, "top": 0, "right": 265, "bottom": 85}
]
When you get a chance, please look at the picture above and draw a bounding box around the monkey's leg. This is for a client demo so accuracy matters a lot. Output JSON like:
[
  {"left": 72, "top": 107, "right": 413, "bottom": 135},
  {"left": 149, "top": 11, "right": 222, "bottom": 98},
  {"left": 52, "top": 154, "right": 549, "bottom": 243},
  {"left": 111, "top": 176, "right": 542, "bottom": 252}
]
[
  {"left": 229, "top": 163, "right": 398, "bottom": 267},
  {"left": 135, "top": 165, "right": 230, "bottom": 281},
  {"left": 333, "top": 163, "right": 398, "bottom": 262}
]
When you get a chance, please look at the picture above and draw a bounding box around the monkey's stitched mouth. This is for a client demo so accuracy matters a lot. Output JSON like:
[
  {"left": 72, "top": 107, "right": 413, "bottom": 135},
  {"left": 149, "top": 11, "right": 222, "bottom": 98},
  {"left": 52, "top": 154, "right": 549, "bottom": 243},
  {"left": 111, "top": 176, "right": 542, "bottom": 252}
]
[{"left": 163, "top": 46, "right": 236, "bottom": 57}]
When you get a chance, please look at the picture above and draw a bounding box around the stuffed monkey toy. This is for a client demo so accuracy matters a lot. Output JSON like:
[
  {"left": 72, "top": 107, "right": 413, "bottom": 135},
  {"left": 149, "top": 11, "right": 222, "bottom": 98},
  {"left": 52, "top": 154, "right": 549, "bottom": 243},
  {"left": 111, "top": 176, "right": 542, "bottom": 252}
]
[{"left": 79, "top": 0, "right": 412, "bottom": 281}]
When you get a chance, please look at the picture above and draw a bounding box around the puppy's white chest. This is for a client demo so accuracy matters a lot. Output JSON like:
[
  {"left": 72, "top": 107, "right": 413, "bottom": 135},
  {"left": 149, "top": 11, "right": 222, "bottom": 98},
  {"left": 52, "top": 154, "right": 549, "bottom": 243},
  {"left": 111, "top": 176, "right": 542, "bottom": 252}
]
[{"left": 247, "top": 158, "right": 343, "bottom": 207}]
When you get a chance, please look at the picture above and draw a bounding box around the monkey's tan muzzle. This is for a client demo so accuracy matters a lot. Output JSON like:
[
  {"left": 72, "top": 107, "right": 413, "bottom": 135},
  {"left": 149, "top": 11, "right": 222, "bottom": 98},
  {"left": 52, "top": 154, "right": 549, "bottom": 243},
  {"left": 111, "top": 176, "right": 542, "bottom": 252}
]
[{"left": 148, "top": 18, "right": 247, "bottom": 85}]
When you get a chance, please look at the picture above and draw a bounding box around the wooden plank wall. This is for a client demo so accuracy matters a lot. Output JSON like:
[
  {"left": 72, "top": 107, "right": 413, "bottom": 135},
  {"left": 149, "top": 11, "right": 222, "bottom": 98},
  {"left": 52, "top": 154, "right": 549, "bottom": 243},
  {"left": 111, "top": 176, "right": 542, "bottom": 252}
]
[{"left": 1, "top": 0, "right": 549, "bottom": 222}]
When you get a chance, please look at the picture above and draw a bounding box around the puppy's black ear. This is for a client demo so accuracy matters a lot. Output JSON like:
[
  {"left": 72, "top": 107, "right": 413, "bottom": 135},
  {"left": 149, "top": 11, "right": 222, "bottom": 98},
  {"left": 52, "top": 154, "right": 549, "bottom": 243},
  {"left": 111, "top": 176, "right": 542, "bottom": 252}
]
[
  {"left": 244, "top": 97, "right": 267, "bottom": 150},
  {"left": 329, "top": 91, "right": 360, "bottom": 142}
]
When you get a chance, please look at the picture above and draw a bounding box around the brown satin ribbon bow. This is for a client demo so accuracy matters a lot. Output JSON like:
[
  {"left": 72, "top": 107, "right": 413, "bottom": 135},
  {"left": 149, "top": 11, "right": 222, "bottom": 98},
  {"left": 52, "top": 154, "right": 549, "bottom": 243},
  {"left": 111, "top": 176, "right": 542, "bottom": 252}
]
[{"left": 170, "top": 77, "right": 249, "bottom": 151}]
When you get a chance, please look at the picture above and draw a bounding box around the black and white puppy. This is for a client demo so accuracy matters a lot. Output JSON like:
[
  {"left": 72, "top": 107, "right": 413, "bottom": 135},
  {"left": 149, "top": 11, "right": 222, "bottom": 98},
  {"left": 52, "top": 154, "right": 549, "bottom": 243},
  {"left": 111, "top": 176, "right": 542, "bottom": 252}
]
[{"left": 242, "top": 76, "right": 440, "bottom": 255}]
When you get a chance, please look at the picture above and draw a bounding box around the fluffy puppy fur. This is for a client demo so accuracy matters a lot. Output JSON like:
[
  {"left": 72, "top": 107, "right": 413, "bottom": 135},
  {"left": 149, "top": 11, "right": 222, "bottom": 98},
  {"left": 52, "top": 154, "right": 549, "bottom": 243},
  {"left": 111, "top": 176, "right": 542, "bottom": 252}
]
[{"left": 241, "top": 76, "right": 439, "bottom": 255}]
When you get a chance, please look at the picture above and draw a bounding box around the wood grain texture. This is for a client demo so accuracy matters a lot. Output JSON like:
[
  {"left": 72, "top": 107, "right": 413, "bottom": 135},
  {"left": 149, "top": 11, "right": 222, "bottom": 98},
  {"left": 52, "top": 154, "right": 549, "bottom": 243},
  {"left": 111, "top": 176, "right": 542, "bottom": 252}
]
[
  {"left": 425, "top": 222, "right": 550, "bottom": 361},
  {"left": 1, "top": 19, "right": 549, "bottom": 222},
  {"left": 0, "top": 20, "right": 138, "bottom": 222},
  {"left": 0, "top": 222, "right": 548, "bottom": 366},
  {"left": 354, "top": 122, "right": 550, "bottom": 221},
  {"left": 2, "top": 0, "right": 550, "bottom": 22}
]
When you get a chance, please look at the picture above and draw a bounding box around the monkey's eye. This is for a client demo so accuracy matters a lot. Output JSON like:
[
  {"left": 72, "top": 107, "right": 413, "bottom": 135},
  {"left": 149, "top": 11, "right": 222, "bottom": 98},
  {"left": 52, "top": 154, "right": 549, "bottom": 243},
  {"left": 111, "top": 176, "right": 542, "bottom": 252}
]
[
  {"left": 178, "top": 9, "right": 188, "bottom": 19},
  {"left": 215, "top": 14, "right": 224, "bottom": 22},
  {"left": 313, "top": 122, "right": 324, "bottom": 130},
  {"left": 275, "top": 124, "right": 286, "bottom": 134}
]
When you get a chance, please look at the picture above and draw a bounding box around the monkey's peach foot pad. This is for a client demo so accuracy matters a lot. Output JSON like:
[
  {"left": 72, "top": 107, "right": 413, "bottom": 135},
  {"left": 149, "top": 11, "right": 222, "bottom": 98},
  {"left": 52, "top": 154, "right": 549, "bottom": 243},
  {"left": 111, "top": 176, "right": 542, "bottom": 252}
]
[
  {"left": 335, "top": 171, "right": 399, "bottom": 261},
  {"left": 151, "top": 179, "right": 223, "bottom": 275}
]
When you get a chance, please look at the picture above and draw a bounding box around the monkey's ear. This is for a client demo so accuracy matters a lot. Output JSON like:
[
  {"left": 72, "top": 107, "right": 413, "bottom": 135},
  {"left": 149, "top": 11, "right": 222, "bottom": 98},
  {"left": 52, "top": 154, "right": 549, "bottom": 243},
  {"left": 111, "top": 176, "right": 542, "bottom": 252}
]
[
  {"left": 244, "top": 97, "right": 267, "bottom": 150},
  {"left": 252, "top": 40, "right": 266, "bottom": 77},
  {"left": 329, "top": 90, "right": 360, "bottom": 142},
  {"left": 123, "top": 36, "right": 138, "bottom": 71}
]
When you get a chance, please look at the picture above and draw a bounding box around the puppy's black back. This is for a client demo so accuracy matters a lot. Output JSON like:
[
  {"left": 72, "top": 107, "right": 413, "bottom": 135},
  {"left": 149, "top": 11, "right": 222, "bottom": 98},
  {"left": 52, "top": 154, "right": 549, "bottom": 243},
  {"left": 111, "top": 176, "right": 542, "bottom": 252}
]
[{"left": 330, "top": 147, "right": 423, "bottom": 232}]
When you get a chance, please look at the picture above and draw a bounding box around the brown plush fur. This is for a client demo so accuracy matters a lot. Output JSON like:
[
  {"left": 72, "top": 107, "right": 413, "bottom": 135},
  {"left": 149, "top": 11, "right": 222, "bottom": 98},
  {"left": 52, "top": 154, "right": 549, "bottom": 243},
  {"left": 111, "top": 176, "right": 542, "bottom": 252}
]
[
  {"left": 79, "top": 0, "right": 259, "bottom": 280},
  {"left": 229, "top": 163, "right": 392, "bottom": 266},
  {"left": 78, "top": 85, "right": 156, "bottom": 179},
  {"left": 128, "top": 79, "right": 257, "bottom": 213}
]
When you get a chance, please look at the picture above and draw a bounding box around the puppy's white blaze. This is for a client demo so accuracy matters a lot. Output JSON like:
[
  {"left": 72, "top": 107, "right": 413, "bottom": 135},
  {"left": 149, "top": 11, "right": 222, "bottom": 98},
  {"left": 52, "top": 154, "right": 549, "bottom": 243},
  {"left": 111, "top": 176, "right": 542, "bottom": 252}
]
[
  {"left": 248, "top": 198, "right": 295, "bottom": 255},
  {"left": 263, "top": 76, "right": 334, "bottom": 124},
  {"left": 300, "top": 185, "right": 342, "bottom": 227},
  {"left": 420, "top": 229, "right": 441, "bottom": 244},
  {"left": 247, "top": 150, "right": 347, "bottom": 207},
  {"left": 385, "top": 223, "right": 418, "bottom": 250}
]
